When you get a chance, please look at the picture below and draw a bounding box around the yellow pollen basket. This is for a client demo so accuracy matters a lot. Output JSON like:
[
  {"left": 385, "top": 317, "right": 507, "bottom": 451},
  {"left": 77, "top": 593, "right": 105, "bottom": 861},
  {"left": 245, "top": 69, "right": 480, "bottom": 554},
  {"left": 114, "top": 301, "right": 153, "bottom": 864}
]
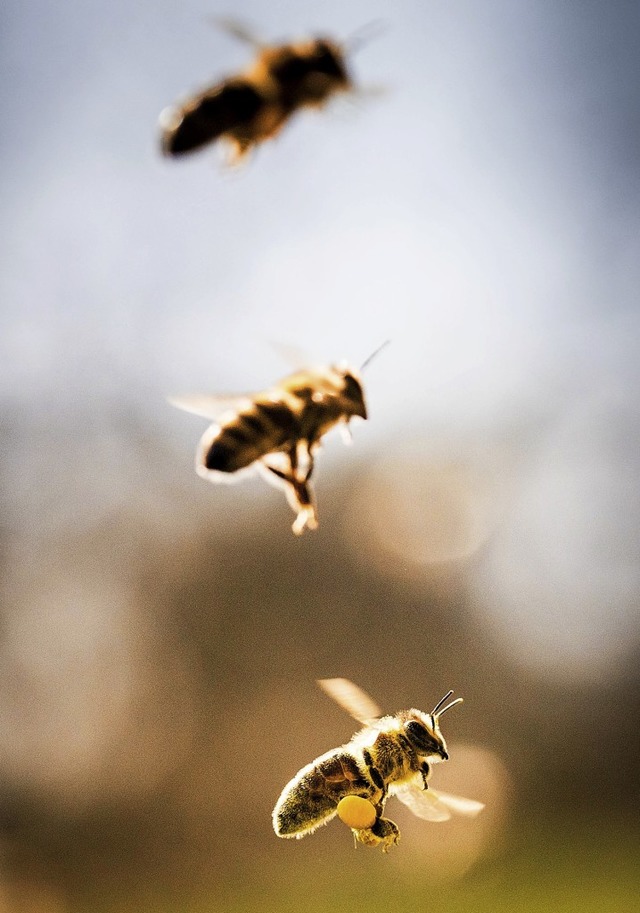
[{"left": 337, "top": 796, "right": 377, "bottom": 830}]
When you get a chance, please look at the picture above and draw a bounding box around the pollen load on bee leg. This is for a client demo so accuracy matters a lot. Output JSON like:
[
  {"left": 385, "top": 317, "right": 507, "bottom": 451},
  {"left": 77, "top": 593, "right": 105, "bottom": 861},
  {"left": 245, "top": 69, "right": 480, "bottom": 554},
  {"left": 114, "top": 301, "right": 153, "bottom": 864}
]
[{"left": 337, "top": 795, "right": 377, "bottom": 830}]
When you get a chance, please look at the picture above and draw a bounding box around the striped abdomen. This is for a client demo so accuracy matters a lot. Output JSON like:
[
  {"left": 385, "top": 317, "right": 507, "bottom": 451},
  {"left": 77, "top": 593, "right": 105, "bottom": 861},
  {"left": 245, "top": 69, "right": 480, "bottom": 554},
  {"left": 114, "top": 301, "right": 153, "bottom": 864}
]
[{"left": 204, "top": 398, "right": 299, "bottom": 473}]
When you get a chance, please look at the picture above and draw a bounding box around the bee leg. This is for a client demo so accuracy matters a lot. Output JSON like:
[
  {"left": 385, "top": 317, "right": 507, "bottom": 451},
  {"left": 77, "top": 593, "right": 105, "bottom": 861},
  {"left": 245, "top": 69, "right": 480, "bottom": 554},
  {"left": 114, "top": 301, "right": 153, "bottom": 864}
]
[
  {"left": 349, "top": 754, "right": 398, "bottom": 851},
  {"left": 362, "top": 749, "right": 388, "bottom": 803},
  {"left": 264, "top": 449, "right": 300, "bottom": 488},
  {"left": 289, "top": 478, "right": 318, "bottom": 535},
  {"left": 285, "top": 447, "right": 318, "bottom": 534},
  {"left": 339, "top": 423, "right": 353, "bottom": 445},
  {"left": 353, "top": 816, "right": 400, "bottom": 852},
  {"left": 265, "top": 458, "right": 318, "bottom": 534},
  {"left": 419, "top": 761, "right": 431, "bottom": 789},
  {"left": 222, "top": 135, "right": 254, "bottom": 168},
  {"left": 303, "top": 453, "right": 315, "bottom": 483},
  {"left": 265, "top": 465, "right": 289, "bottom": 484},
  {"left": 294, "top": 441, "right": 316, "bottom": 484}
]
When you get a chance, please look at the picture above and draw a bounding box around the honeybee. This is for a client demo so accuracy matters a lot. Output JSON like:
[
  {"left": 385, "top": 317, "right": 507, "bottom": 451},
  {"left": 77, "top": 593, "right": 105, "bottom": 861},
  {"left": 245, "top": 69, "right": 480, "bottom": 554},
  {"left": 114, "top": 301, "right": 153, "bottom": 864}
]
[
  {"left": 273, "top": 678, "right": 484, "bottom": 851},
  {"left": 159, "top": 20, "right": 354, "bottom": 163},
  {"left": 169, "top": 362, "right": 368, "bottom": 535}
]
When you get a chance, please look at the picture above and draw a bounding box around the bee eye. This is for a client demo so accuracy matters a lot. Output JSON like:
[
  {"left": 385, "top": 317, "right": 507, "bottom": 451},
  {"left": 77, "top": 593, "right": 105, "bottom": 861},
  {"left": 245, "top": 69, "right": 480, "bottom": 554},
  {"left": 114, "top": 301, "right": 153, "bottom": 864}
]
[
  {"left": 404, "top": 721, "right": 440, "bottom": 754},
  {"left": 343, "top": 373, "right": 363, "bottom": 401},
  {"left": 315, "top": 48, "right": 344, "bottom": 77}
]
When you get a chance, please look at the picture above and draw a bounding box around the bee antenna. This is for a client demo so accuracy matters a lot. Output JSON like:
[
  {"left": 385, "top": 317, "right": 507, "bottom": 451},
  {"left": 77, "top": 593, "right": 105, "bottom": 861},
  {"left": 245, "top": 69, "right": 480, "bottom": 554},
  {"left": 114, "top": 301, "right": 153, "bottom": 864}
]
[
  {"left": 431, "top": 691, "right": 464, "bottom": 719},
  {"left": 436, "top": 697, "right": 464, "bottom": 720},
  {"left": 431, "top": 691, "right": 454, "bottom": 716},
  {"left": 345, "top": 19, "right": 389, "bottom": 54},
  {"left": 360, "top": 340, "right": 390, "bottom": 372}
]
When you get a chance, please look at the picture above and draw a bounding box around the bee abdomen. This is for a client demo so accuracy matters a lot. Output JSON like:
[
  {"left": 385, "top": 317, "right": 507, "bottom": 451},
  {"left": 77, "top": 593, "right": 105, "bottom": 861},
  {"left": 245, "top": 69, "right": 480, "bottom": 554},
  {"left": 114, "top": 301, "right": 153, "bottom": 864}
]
[
  {"left": 204, "top": 400, "right": 298, "bottom": 473},
  {"left": 274, "top": 776, "right": 337, "bottom": 837},
  {"left": 274, "top": 753, "right": 374, "bottom": 838},
  {"left": 160, "top": 80, "right": 264, "bottom": 156},
  {"left": 204, "top": 431, "right": 250, "bottom": 473}
]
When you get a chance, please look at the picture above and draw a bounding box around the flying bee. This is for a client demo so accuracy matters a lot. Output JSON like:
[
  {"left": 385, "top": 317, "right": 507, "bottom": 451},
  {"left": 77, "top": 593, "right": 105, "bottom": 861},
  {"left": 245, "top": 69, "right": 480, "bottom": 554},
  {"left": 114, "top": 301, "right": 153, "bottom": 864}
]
[
  {"left": 159, "top": 19, "right": 357, "bottom": 163},
  {"left": 169, "top": 361, "right": 369, "bottom": 535},
  {"left": 273, "top": 678, "right": 484, "bottom": 851}
]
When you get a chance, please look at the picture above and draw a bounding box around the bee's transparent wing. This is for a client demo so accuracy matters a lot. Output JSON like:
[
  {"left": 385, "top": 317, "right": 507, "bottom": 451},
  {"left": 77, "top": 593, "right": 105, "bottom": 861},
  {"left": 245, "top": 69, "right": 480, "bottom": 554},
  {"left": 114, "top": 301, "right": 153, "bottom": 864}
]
[
  {"left": 269, "top": 341, "right": 308, "bottom": 371},
  {"left": 213, "top": 17, "right": 264, "bottom": 48},
  {"left": 393, "top": 783, "right": 452, "bottom": 822},
  {"left": 345, "top": 19, "right": 389, "bottom": 54},
  {"left": 429, "top": 790, "right": 485, "bottom": 816},
  {"left": 168, "top": 393, "right": 253, "bottom": 421},
  {"left": 317, "top": 678, "right": 382, "bottom": 724},
  {"left": 394, "top": 782, "right": 484, "bottom": 822}
]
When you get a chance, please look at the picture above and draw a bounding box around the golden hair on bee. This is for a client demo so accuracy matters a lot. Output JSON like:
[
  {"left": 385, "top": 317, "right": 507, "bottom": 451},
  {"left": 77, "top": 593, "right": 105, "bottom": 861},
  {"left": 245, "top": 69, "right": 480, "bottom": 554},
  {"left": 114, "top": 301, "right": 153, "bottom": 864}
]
[{"left": 272, "top": 679, "right": 484, "bottom": 851}]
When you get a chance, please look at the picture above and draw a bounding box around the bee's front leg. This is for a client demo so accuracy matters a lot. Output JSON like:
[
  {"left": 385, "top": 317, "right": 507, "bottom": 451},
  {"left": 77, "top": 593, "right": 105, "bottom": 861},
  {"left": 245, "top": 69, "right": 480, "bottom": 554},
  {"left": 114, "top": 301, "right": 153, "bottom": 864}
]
[{"left": 419, "top": 761, "right": 431, "bottom": 790}]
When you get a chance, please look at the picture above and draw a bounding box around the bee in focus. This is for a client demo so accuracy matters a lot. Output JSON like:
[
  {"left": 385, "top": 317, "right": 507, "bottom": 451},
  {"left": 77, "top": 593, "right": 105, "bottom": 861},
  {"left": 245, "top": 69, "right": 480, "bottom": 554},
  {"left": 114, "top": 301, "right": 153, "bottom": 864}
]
[
  {"left": 169, "top": 362, "right": 368, "bottom": 535},
  {"left": 273, "top": 678, "right": 484, "bottom": 851},
  {"left": 159, "top": 20, "right": 355, "bottom": 163}
]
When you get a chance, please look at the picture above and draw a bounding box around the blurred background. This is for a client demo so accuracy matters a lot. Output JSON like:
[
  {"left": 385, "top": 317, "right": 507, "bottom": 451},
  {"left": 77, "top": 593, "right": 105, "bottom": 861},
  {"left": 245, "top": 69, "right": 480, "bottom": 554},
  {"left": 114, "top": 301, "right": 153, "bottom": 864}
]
[{"left": 1, "top": 0, "right": 639, "bottom": 911}]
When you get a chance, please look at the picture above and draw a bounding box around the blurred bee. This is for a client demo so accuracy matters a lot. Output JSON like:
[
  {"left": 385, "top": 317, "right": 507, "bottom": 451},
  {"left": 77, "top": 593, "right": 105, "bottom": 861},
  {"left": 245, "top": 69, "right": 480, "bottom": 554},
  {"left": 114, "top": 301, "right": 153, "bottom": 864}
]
[
  {"left": 273, "top": 678, "right": 484, "bottom": 851},
  {"left": 169, "top": 361, "right": 369, "bottom": 535},
  {"left": 159, "top": 19, "right": 356, "bottom": 163}
]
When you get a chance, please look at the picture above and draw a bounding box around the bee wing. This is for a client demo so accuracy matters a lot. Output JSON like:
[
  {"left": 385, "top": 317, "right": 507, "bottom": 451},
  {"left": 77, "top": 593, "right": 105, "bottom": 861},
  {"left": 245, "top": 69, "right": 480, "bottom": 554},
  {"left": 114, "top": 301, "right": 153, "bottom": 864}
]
[
  {"left": 392, "top": 783, "right": 452, "bottom": 822},
  {"left": 213, "top": 16, "right": 265, "bottom": 48},
  {"left": 345, "top": 19, "right": 389, "bottom": 53},
  {"left": 160, "top": 80, "right": 263, "bottom": 156},
  {"left": 394, "top": 783, "right": 485, "bottom": 821},
  {"left": 267, "top": 340, "right": 314, "bottom": 372},
  {"left": 168, "top": 393, "right": 253, "bottom": 421},
  {"left": 317, "top": 678, "right": 382, "bottom": 724},
  {"left": 428, "top": 789, "right": 485, "bottom": 817}
]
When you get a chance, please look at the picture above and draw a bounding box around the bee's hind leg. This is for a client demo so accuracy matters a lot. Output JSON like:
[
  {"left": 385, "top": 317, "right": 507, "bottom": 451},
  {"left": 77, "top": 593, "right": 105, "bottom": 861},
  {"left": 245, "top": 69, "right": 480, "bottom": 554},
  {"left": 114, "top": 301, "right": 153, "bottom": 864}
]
[
  {"left": 289, "top": 445, "right": 318, "bottom": 533},
  {"left": 352, "top": 783, "right": 399, "bottom": 852},
  {"left": 264, "top": 452, "right": 318, "bottom": 535},
  {"left": 294, "top": 440, "right": 316, "bottom": 484},
  {"left": 353, "top": 816, "right": 400, "bottom": 852},
  {"left": 288, "top": 477, "right": 318, "bottom": 535}
]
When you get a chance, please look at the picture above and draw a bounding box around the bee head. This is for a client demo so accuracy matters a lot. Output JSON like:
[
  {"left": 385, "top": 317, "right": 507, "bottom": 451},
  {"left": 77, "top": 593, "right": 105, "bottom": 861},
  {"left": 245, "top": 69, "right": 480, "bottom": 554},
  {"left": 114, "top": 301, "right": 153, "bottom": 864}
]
[
  {"left": 403, "top": 692, "right": 463, "bottom": 762},
  {"left": 334, "top": 366, "right": 367, "bottom": 420},
  {"left": 308, "top": 39, "right": 350, "bottom": 85}
]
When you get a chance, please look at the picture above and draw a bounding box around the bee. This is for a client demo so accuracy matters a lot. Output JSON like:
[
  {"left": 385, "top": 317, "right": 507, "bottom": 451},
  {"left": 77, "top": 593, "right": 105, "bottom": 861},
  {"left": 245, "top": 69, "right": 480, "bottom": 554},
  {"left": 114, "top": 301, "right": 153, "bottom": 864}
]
[
  {"left": 169, "top": 362, "right": 368, "bottom": 535},
  {"left": 159, "top": 20, "right": 354, "bottom": 163},
  {"left": 273, "top": 678, "right": 484, "bottom": 851}
]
